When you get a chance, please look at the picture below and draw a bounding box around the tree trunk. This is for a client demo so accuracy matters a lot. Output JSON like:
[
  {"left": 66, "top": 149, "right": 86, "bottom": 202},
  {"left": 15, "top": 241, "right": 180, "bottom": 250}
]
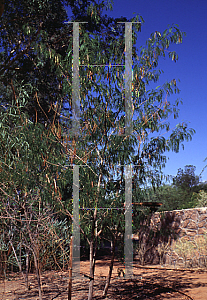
[
  {"left": 9, "top": 239, "right": 29, "bottom": 288},
  {"left": 33, "top": 250, "right": 42, "bottom": 300},
  {"left": 25, "top": 249, "right": 29, "bottom": 289},
  {"left": 103, "top": 221, "right": 121, "bottom": 297},
  {"left": 88, "top": 172, "right": 102, "bottom": 300},
  {"left": 103, "top": 237, "right": 116, "bottom": 297},
  {"left": 88, "top": 233, "right": 95, "bottom": 300},
  {"left": 24, "top": 206, "right": 42, "bottom": 299},
  {"left": 88, "top": 214, "right": 98, "bottom": 300}
]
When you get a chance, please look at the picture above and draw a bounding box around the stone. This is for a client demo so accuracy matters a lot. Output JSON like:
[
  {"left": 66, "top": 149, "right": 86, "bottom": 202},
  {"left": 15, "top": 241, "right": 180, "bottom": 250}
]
[
  {"left": 199, "top": 214, "right": 207, "bottom": 222},
  {"left": 187, "top": 220, "right": 197, "bottom": 229},
  {"left": 198, "top": 228, "right": 207, "bottom": 235},
  {"left": 198, "top": 208, "right": 207, "bottom": 214},
  {"left": 182, "top": 219, "right": 189, "bottom": 228},
  {"left": 186, "top": 229, "right": 197, "bottom": 237},
  {"left": 183, "top": 210, "right": 198, "bottom": 221},
  {"left": 175, "top": 210, "right": 184, "bottom": 215},
  {"left": 179, "top": 230, "right": 187, "bottom": 237},
  {"left": 198, "top": 220, "right": 207, "bottom": 228},
  {"left": 149, "top": 207, "right": 207, "bottom": 266}
]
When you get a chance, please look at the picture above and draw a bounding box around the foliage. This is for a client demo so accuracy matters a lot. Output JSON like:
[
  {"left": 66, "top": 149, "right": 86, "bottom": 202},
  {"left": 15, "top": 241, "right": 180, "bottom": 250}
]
[
  {"left": 172, "top": 165, "right": 203, "bottom": 209},
  {"left": 195, "top": 190, "right": 207, "bottom": 208},
  {"left": 144, "top": 165, "right": 207, "bottom": 211},
  {"left": 0, "top": 0, "right": 112, "bottom": 124},
  {"left": 173, "top": 165, "right": 200, "bottom": 191},
  {"left": 194, "top": 232, "right": 207, "bottom": 266},
  {"left": 172, "top": 238, "right": 195, "bottom": 268},
  {"left": 141, "top": 185, "right": 184, "bottom": 211}
]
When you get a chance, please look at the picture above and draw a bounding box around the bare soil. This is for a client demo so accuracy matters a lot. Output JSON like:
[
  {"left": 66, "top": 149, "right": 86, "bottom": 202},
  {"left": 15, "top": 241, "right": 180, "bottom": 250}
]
[{"left": 1, "top": 258, "right": 207, "bottom": 299}]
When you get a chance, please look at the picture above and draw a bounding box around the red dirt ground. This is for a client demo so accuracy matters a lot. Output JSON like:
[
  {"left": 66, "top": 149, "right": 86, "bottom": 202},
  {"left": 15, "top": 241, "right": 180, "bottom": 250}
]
[{"left": 1, "top": 258, "right": 207, "bottom": 299}]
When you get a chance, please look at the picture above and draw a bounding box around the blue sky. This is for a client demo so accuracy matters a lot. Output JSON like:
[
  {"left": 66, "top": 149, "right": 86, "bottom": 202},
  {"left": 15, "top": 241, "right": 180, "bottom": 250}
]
[{"left": 103, "top": 0, "right": 207, "bottom": 182}]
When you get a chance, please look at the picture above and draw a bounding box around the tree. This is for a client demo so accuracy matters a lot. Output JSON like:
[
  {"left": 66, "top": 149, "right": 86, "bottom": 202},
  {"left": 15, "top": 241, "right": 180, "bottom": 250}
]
[
  {"left": 148, "top": 165, "right": 204, "bottom": 211},
  {"left": 173, "top": 165, "right": 200, "bottom": 192},
  {"left": 57, "top": 14, "right": 195, "bottom": 300},
  {"left": 0, "top": 1, "right": 196, "bottom": 299},
  {"left": 172, "top": 165, "right": 201, "bottom": 208}
]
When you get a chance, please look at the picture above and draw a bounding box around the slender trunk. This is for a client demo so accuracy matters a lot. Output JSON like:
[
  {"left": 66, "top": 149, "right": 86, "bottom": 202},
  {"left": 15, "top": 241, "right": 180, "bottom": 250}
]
[
  {"left": 19, "top": 239, "right": 22, "bottom": 271},
  {"left": 9, "top": 240, "right": 29, "bottom": 288},
  {"left": 25, "top": 249, "right": 29, "bottom": 289},
  {"left": 88, "top": 210, "right": 99, "bottom": 300},
  {"left": 3, "top": 250, "right": 6, "bottom": 279},
  {"left": 88, "top": 171, "right": 102, "bottom": 300},
  {"left": 24, "top": 210, "right": 42, "bottom": 300},
  {"left": 88, "top": 226, "right": 95, "bottom": 300},
  {"left": 103, "top": 236, "right": 116, "bottom": 297},
  {"left": 33, "top": 250, "right": 42, "bottom": 300},
  {"left": 103, "top": 221, "right": 121, "bottom": 297},
  {"left": 9, "top": 240, "right": 22, "bottom": 273}
]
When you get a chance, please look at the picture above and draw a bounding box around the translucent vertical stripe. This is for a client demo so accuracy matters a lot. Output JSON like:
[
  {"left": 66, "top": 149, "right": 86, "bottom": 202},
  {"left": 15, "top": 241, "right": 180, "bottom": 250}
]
[
  {"left": 72, "top": 22, "right": 80, "bottom": 136},
  {"left": 125, "top": 22, "right": 133, "bottom": 135},
  {"left": 72, "top": 165, "right": 80, "bottom": 278},
  {"left": 124, "top": 164, "right": 133, "bottom": 278}
]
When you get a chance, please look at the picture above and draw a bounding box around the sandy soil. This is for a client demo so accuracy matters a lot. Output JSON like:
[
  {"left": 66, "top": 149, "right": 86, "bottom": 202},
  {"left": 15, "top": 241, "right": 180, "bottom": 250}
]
[{"left": 1, "top": 258, "right": 207, "bottom": 299}]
